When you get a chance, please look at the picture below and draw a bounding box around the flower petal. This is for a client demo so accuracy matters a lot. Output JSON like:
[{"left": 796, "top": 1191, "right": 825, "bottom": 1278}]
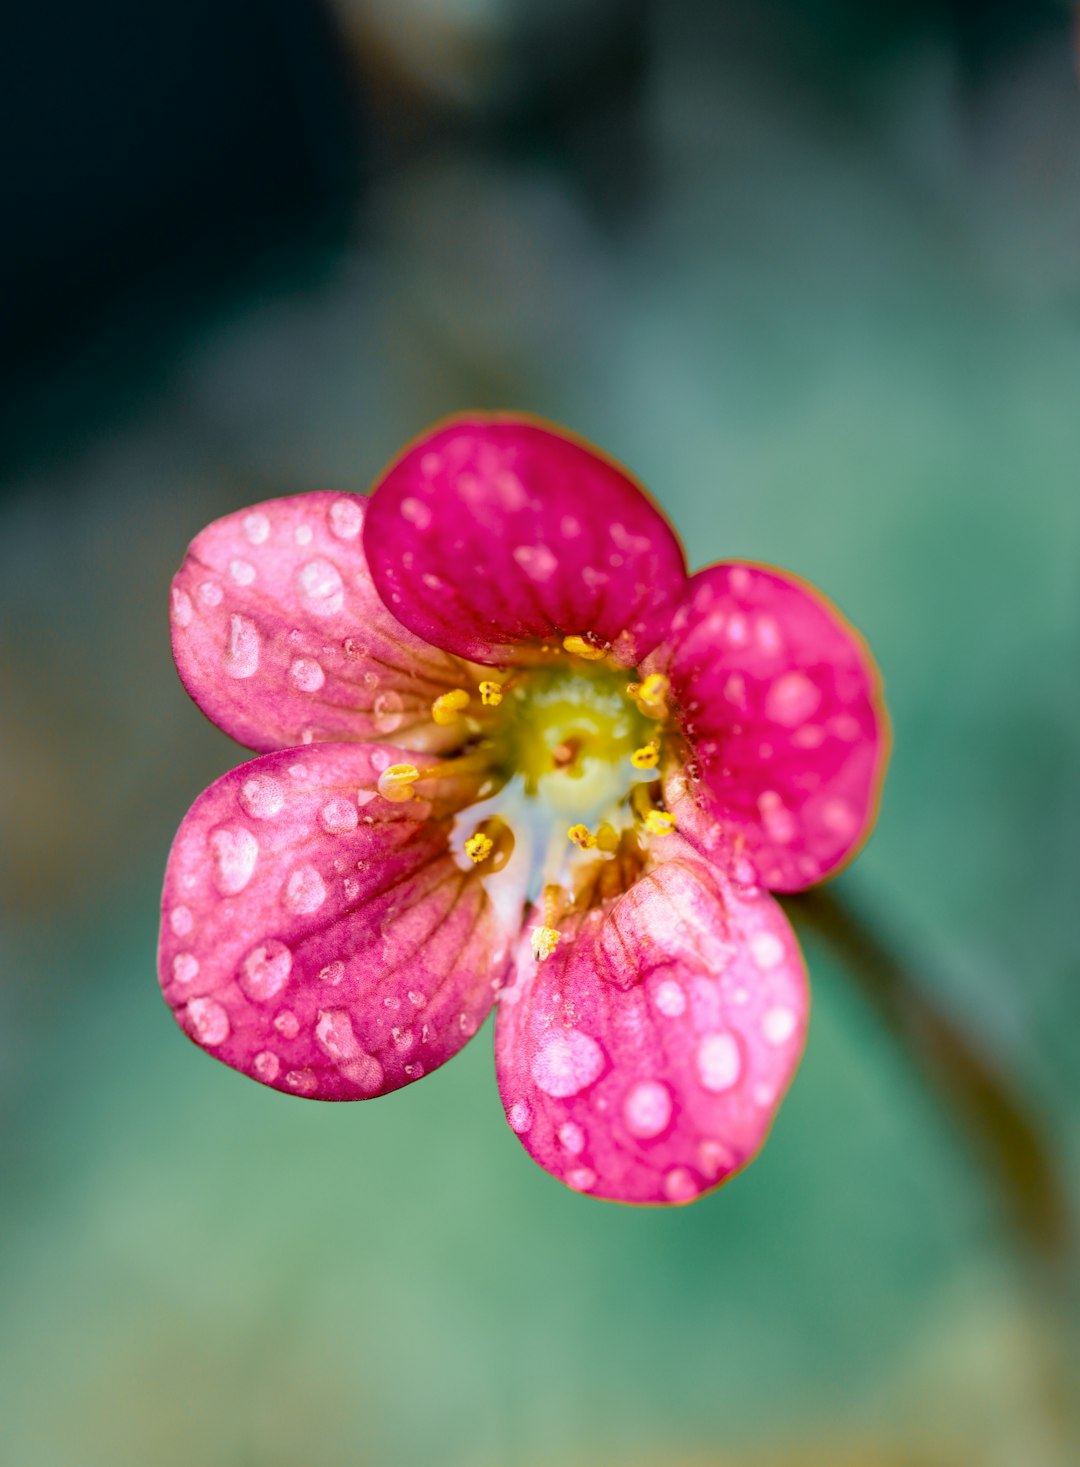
[
  {"left": 655, "top": 563, "right": 888, "bottom": 891},
  {"left": 495, "top": 839, "right": 808, "bottom": 1203},
  {"left": 170, "top": 492, "right": 476, "bottom": 753},
  {"left": 363, "top": 414, "right": 688, "bottom": 666},
  {"left": 158, "top": 743, "right": 523, "bottom": 1099}
]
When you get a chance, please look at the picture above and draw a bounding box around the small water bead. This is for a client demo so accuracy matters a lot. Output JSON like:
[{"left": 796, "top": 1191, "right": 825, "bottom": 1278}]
[
  {"left": 391, "top": 1027, "right": 415, "bottom": 1052},
  {"left": 228, "top": 558, "right": 256, "bottom": 586},
  {"left": 209, "top": 825, "right": 259, "bottom": 895},
  {"left": 294, "top": 524, "right": 314, "bottom": 546},
  {"left": 623, "top": 1080, "right": 672, "bottom": 1139},
  {"left": 765, "top": 671, "right": 820, "bottom": 727},
  {"left": 755, "top": 614, "right": 783, "bottom": 654},
  {"left": 171, "top": 588, "right": 193, "bottom": 627},
  {"left": 172, "top": 952, "right": 199, "bottom": 984},
  {"left": 662, "top": 1166, "right": 699, "bottom": 1203},
  {"left": 762, "top": 1006, "right": 797, "bottom": 1045},
  {"left": 187, "top": 997, "right": 229, "bottom": 1046},
  {"left": 224, "top": 614, "right": 260, "bottom": 679},
  {"left": 342, "top": 876, "right": 360, "bottom": 901},
  {"left": 407, "top": 990, "right": 426, "bottom": 1008},
  {"left": 319, "top": 960, "right": 345, "bottom": 985},
  {"left": 531, "top": 1030, "right": 604, "bottom": 1098},
  {"left": 372, "top": 692, "right": 404, "bottom": 734},
  {"left": 821, "top": 798, "right": 857, "bottom": 837},
  {"left": 403, "top": 1062, "right": 425, "bottom": 1079},
  {"left": 198, "top": 580, "right": 223, "bottom": 607},
  {"left": 726, "top": 613, "right": 749, "bottom": 647},
  {"left": 274, "top": 1010, "right": 300, "bottom": 1038},
  {"left": 458, "top": 1013, "right": 476, "bottom": 1036},
  {"left": 169, "top": 904, "right": 194, "bottom": 936},
  {"left": 749, "top": 931, "right": 784, "bottom": 970},
  {"left": 653, "top": 979, "right": 687, "bottom": 1018},
  {"left": 283, "top": 865, "right": 326, "bottom": 915},
  {"left": 329, "top": 498, "right": 362, "bottom": 539},
  {"left": 289, "top": 657, "right": 325, "bottom": 693},
  {"left": 696, "top": 1032, "right": 742, "bottom": 1092},
  {"left": 243, "top": 511, "right": 270, "bottom": 544},
  {"left": 253, "top": 1050, "right": 280, "bottom": 1081},
  {"left": 513, "top": 544, "right": 558, "bottom": 582},
  {"left": 400, "top": 496, "right": 432, "bottom": 529},
  {"left": 508, "top": 1099, "right": 532, "bottom": 1133},
  {"left": 297, "top": 558, "right": 344, "bottom": 616},
  {"left": 239, "top": 774, "right": 285, "bottom": 819},
  {"left": 558, "top": 1121, "right": 585, "bottom": 1155},
  {"left": 320, "top": 796, "right": 358, "bottom": 835},
  {"left": 239, "top": 940, "right": 292, "bottom": 1001},
  {"left": 758, "top": 790, "right": 797, "bottom": 844},
  {"left": 698, "top": 1139, "right": 735, "bottom": 1180},
  {"left": 566, "top": 1167, "right": 597, "bottom": 1192},
  {"left": 286, "top": 1068, "right": 318, "bottom": 1094}
]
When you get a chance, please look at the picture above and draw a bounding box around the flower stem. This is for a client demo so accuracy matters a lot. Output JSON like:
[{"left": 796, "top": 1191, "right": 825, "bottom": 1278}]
[{"left": 781, "top": 882, "right": 1073, "bottom": 1273}]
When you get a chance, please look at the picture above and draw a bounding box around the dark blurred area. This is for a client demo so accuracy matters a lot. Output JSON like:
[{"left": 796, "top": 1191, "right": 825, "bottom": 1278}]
[{"left": 1, "top": 3, "right": 1077, "bottom": 1465}]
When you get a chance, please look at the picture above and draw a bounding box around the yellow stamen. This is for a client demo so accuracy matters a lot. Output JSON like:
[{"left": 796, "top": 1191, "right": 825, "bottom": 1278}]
[
  {"left": 531, "top": 925, "right": 561, "bottom": 961},
  {"left": 431, "top": 688, "right": 471, "bottom": 725},
  {"left": 595, "top": 822, "right": 620, "bottom": 853},
  {"left": 567, "top": 824, "right": 597, "bottom": 850},
  {"left": 377, "top": 763, "right": 420, "bottom": 803},
  {"left": 478, "top": 680, "right": 504, "bottom": 707},
  {"left": 629, "top": 672, "right": 670, "bottom": 719},
  {"left": 464, "top": 831, "right": 494, "bottom": 864},
  {"left": 562, "top": 634, "right": 607, "bottom": 661},
  {"left": 644, "top": 809, "right": 676, "bottom": 836},
  {"left": 631, "top": 741, "right": 660, "bottom": 770}
]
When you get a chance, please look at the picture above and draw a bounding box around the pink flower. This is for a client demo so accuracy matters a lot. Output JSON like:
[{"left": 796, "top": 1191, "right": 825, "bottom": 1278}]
[{"left": 160, "top": 414, "right": 888, "bottom": 1204}]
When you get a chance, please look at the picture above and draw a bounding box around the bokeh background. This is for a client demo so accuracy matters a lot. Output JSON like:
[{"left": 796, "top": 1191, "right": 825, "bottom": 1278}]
[{"left": 1, "top": 3, "right": 1077, "bottom": 1464}]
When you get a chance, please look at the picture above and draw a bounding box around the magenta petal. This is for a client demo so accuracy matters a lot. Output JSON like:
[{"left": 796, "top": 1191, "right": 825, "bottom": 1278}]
[
  {"left": 158, "top": 743, "right": 518, "bottom": 1099},
  {"left": 657, "top": 562, "right": 889, "bottom": 891},
  {"left": 495, "top": 840, "right": 808, "bottom": 1204},
  {"left": 363, "top": 415, "right": 688, "bottom": 665},
  {"left": 170, "top": 491, "right": 475, "bottom": 753}
]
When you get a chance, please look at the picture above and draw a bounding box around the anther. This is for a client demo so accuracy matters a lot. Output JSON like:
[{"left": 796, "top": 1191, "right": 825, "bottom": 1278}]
[
  {"left": 531, "top": 926, "right": 561, "bottom": 961},
  {"left": 595, "top": 823, "right": 620, "bottom": 853},
  {"left": 478, "top": 680, "right": 504, "bottom": 707},
  {"left": 431, "top": 688, "right": 471, "bottom": 725},
  {"left": 377, "top": 763, "right": 420, "bottom": 803},
  {"left": 629, "top": 672, "right": 670, "bottom": 719},
  {"left": 631, "top": 741, "right": 660, "bottom": 770},
  {"left": 643, "top": 809, "right": 676, "bottom": 836},
  {"left": 567, "top": 824, "right": 597, "bottom": 850},
  {"left": 464, "top": 831, "right": 494, "bottom": 864},
  {"left": 562, "top": 634, "right": 607, "bottom": 661}
]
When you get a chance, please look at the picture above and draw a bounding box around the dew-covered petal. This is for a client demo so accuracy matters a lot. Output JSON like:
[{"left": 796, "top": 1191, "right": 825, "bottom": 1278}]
[
  {"left": 653, "top": 562, "right": 888, "bottom": 891},
  {"left": 158, "top": 743, "right": 523, "bottom": 1099},
  {"left": 363, "top": 415, "right": 687, "bottom": 666},
  {"left": 170, "top": 492, "right": 478, "bottom": 753},
  {"left": 495, "top": 839, "right": 808, "bottom": 1204}
]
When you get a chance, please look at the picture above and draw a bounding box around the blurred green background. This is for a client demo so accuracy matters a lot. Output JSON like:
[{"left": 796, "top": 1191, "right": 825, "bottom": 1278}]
[{"left": 1, "top": 3, "right": 1077, "bottom": 1464}]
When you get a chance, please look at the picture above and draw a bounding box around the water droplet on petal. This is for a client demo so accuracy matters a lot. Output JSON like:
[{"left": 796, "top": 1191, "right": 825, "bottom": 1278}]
[
  {"left": 662, "top": 1166, "right": 699, "bottom": 1203},
  {"left": 566, "top": 1167, "right": 597, "bottom": 1192},
  {"left": 253, "top": 1051, "right": 280, "bottom": 1081},
  {"left": 319, "top": 960, "right": 345, "bottom": 985},
  {"left": 508, "top": 1099, "right": 532, "bottom": 1132},
  {"left": 172, "top": 952, "right": 199, "bottom": 984},
  {"left": 319, "top": 796, "right": 358, "bottom": 834},
  {"left": 223, "top": 614, "right": 260, "bottom": 678},
  {"left": 329, "top": 498, "right": 362, "bottom": 539},
  {"left": 400, "top": 496, "right": 432, "bottom": 529},
  {"left": 169, "top": 904, "right": 194, "bottom": 936},
  {"left": 531, "top": 1030, "right": 604, "bottom": 1098},
  {"left": 762, "top": 1006, "right": 797, "bottom": 1045},
  {"left": 558, "top": 1121, "right": 585, "bottom": 1154},
  {"left": 289, "top": 657, "right": 325, "bottom": 693},
  {"left": 623, "top": 1080, "right": 672, "bottom": 1139},
  {"left": 286, "top": 1068, "right": 318, "bottom": 1094},
  {"left": 296, "top": 558, "right": 344, "bottom": 616},
  {"left": 750, "top": 932, "right": 784, "bottom": 970},
  {"left": 243, "top": 511, "right": 270, "bottom": 544},
  {"left": 695, "top": 1032, "right": 742, "bottom": 1092},
  {"left": 171, "top": 587, "right": 193, "bottom": 627},
  {"left": 239, "top": 774, "right": 285, "bottom": 819},
  {"left": 513, "top": 544, "right": 558, "bottom": 582},
  {"left": 283, "top": 865, "right": 326, "bottom": 915},
  {"left": 653, "top": 979, "right": 686, "bottom": 1017},
  {"left": 228, "top": 558, "right": 256, "bottom": 586},
  {"left": 209, "top": 825, "right": 259, "bottom": 894},
  {"left": 239, "top": 939, "right": 292, "bottom": 1001},
  {"left": 274, "top": 1009, "right": 300, "bottom": 1038},
  {"left": 765, "top": 671, "right": 821, "bottom": 727},
  {"left": 187, "top": 997, "right": 229, "bottom": 1046}
]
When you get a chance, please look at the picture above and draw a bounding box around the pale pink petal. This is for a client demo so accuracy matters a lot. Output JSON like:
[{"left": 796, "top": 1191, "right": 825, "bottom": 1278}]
[
  {"left": 158, "top": 743, "right": 520, "bottom": 1099},
  {"left": 495, "top": 839, "right": 808, "bottom": 1204},
  {"left": 653, "top": 563, "right": 889, "bottom": 891},
  {"left": 170, "top": 492, "right": 477, "bottom": 753},
  {"left": 363, "top": 415, "right": 687, "bottom": 666}
]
